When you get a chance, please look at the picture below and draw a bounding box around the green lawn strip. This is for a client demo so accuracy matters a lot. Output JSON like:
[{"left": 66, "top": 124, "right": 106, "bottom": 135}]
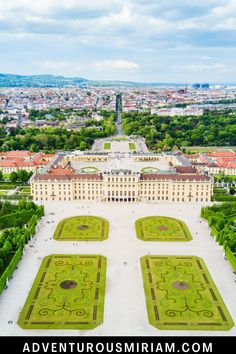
[
  {"left": 135, "top": 216, "right": 192, "bottom": 241},
  {"left": 18, "top": 254, "right": 107, "bottom": 330},
  {"left": 19, "top": 187, "right": 31, "bottom": 192},
  {"left": 103, "top": 143, "right": 111, "bottom": 150},
  {"left": 0, "top": 184, "right": 16, "bottom": 190},
  {"left": 129, "top": 143, "right": 136, "bottom": 150},
  {"left": 112, "top": 137, "right": 128, "bottom": 141},
  {"left": 79, "top": 167, "right": 100, "bottom": 173},
  {"left": 53, "top": 215, "right": 109, "bottom": 241},
  {"left": 141, "top": 255, "right": 234, "bottom": 330},
  {"left": 141, "top": 167, "right": 160, "bottom": 174}
]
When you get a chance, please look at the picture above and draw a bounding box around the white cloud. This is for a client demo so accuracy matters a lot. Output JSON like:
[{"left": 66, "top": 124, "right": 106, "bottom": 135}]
[
  {"left": 93, "top": 59, "right": 140, "bottom": 71},
  {"left": 36, "top": 60, "right": 83, "bottom": 76},
  {"left": 173, "top": 62, "right": 233, "bottom": 72}
]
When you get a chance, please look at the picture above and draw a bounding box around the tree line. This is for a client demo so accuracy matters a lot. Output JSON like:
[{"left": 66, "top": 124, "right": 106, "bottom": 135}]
[
  {"left": 0, "top": 200, "right": 44, "bottom": 274},
  {"left": 201, "top": 203, "right": 236, "bottom": 253}
]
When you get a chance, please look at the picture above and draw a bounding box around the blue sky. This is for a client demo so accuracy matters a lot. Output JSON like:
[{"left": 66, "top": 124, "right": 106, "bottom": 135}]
[{"left": 0, "top": 0, "right": 236, "bottom": 82}]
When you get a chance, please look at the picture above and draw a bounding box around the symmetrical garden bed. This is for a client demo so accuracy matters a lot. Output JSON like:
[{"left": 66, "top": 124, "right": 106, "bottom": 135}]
[
  {"left": 18, "top": 254, "right": 107, "bottom": 329},
  {"left": 141, "top": 255, "right": 234, "bottom": 330},
  {"left": 135, "top": 216, "right": 192, "bottom": 241},
  {"left": 53, "top": 216, "right": 109, "bottom": 241}
]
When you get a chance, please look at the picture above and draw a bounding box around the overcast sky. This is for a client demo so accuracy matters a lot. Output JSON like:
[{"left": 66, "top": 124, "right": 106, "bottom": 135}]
[{"left": 0, "top": 0, "right": 236, "bottom": 82}]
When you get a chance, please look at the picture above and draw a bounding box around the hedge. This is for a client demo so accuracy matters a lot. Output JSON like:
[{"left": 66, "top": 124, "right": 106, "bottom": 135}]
[
  {"left": 225, "top": 246, "right": 236, "bottom": 272},
  {"left": 212, "top": 195, "right": 236, "bottom": 202},
  {"left": 0, "top": 205, "right": 44, "bottom": 295},
  {"left": 0, "top": 209, "right": 35, "bottom": 230},
  {"left": 0, "top": 247, "right": 23, "bottom": 294},
  {"left": 0, "top": 194, "right": 33, "bottom": 201}
]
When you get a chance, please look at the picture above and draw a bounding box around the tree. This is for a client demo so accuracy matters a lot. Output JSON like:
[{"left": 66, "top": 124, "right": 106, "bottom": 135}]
[
  {"left": 9, "top": 172, "right": 18, "bottom": 183},
  {"left": 17, "top": 170, "right": 30, "bottom": 183},
  {"left": 79, "top": 141, "right": 88, "bottom": 150},
  {"left": 0, "top": 170, "right": 3, "bottom": 181},
  {"left": 29, "top": 143, "right": 40, "bottom": 153}
]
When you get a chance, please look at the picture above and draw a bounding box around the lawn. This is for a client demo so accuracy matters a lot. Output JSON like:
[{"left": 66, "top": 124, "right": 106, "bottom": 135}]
[
  {"left": 141, "top": 255, "right": 234, "bottom": 330},
  {"left": 53, "top": 215, "right": 109, "bottom": 241},
  {"left": 103, "top": 143, "right": 111, "bottom": 150},
  {"left": 141, "top": 167, "right": 160, "bottom": 174},
  {"left": 185, "top": 147, "right": 235, "bottom": 154},
  {"left": 135, "top": 216, "right": 192, "bottom": 241},
  {"left": 18, "top": 254, "right": 107, "bottom": 329},
  {"left": 129, "top": 143, "right": 136, "bottom": 150},
  {"left": 112, "top": 137, "right": 128, "bottom": 141},
  {"left": 79, "top": 167, "right": 100, "bottom": 173}
]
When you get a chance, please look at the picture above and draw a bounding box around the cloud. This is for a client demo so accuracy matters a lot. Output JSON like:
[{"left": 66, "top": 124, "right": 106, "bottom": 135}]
[
  {"left": 173, "top": 62, "right": 234, "bottom": 73},
  {"left": 93, "top": 59, "right": 140, "bottom": 71},
  {"left": 0, "top": 1, "right": 236, "bottom": 82}
]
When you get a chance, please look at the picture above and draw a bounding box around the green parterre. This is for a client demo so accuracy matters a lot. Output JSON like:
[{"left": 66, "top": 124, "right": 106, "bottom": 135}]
[
  {"left": 18, "top": 254, "right": 107, "bottom": 330},
  {"left": 53, "top": 216, "right": 109, "bottom": 241},
  {"left": 141, "top": 255, "right": 234, "bottom": 330},
  {"left": 135, "top": 216, "right": 192, "bottom": 241}
]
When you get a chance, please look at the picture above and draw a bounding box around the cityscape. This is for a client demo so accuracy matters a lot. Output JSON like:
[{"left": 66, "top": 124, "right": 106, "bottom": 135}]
[{"left": 0, "top": 0, "right": 236, "bottom": 347}]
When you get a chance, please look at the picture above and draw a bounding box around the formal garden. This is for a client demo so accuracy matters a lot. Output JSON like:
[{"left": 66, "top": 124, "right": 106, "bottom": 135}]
[
  {"left": 18, "top": 254, "right": 107, "bottom": 329},
  {"left": 141, "top": 255, "right": 234, "bottom": 330},
  {"left": 53, "top": 215, "right": 109, "bottom": 241},
  {"left": 0, "top": 200, "right": 44, "bottom": 294},
  {"left": 135, "top": 216, "right": 192, "bottom": 241}
]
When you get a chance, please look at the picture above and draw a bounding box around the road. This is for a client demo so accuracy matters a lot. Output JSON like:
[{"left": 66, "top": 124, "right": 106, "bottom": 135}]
[{"left": 116, "top": 94, "right": 123, "bottom": 134}]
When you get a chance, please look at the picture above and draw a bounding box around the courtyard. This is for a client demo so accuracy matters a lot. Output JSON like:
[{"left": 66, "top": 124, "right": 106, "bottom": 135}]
[{"left": 0, "top": 201, "right": 235, "bottom": 336}]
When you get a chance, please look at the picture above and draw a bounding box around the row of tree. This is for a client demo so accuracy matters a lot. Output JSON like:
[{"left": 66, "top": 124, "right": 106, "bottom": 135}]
[
  {"left": 0, "top": 200, "right": 44, "bottom": 273},
  {"left": 122, "top": 110, "right": 236, "bottom": 151},
  {"left": 201, "top": 203, "right": 236, "bottom": 252}
]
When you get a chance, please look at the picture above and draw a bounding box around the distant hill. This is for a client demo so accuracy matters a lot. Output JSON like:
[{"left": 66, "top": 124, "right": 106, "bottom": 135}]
[
  {"left": 0, "top": 73, "right": 182, "bottom": 88},
  {"left": 0, "top": 73, "right": 87, "bottom": 88}
]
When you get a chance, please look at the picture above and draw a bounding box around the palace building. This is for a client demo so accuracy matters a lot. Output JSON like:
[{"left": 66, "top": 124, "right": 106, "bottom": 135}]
[{"left": 30, "top": 149, "right": 213, "bottom": 203}]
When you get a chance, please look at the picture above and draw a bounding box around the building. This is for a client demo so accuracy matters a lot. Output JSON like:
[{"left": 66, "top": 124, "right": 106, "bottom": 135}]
[
  {"left": 186, "top": 151, "right": 236, "bottom": 175},
  {"left": 151, "top": 107, "right": 203, "bottom": 116},
  {"left": 30, "top": 151, "right": 213, "bottom": 203},
  {"left": 0, "top": 151, "right": 55, "bottom": 174}
]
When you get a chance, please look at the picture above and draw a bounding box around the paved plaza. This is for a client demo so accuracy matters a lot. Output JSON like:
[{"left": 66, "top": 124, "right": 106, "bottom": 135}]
[{"left": 0, "top": 201, "right": 236, "bottom": 336}]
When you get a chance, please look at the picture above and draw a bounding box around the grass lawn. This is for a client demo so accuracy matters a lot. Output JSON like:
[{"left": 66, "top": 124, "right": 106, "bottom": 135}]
[
  {"left": 185, "top": 147, "right": 235, "bottom": 154},
  {"left": 103, "top": 143, "right": 111, "bottom": 150},
  {"left": 18, "top": 254, "right": 107, "bottom": 330},
  {"left": 141, "top": 255, "right": 234, "bottom": 330},
  {"left": 135, "top": 216, "right": 192, "bottom": 241},
  {"left": 141, "top": 167, "right": 160, "bottom": 174},
  {"left": 112, "top": 137, "right": 128, "bottom": 141},
  {"left": 0, "top": 190, "right": 8, "bottom": 196},
  {"left": 0, "top": 183, "right": 16, "bottom": 190},
  {"left": 79, "top": 167, "right": 100, "bottom": 173},
  {"left": 129, "top": 143, "right": 136, "bottom": 150},
  {"left": 53, "top": 215, "right": 109, "bottom": 241}
]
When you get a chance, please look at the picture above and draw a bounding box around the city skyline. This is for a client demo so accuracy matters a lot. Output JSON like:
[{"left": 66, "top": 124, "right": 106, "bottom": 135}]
[{"left": 0, "top": 0, "right": 236, "bottom": 83}]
